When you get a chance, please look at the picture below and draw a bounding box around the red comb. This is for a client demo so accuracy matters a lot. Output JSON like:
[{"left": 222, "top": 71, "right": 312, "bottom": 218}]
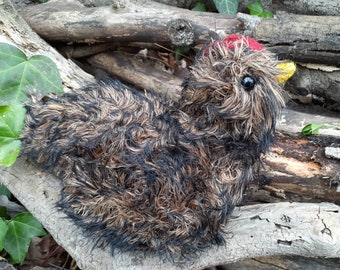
[
  {"left": 203, "top": 34, "right": 263, "bottom": 56},
  {"left": 222, "top": 34, "right": 263, "bottom": 51}
]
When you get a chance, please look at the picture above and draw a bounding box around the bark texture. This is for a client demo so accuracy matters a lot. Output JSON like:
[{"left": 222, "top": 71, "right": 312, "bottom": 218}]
[
  {"left": 18, "top": 1, "right": 340, "bottom": 66},
  {"left": 238, "top": 12, "right": 340, "bottom": 66},
  {"left": 276, "top": 0, "right": 340, "bottom": 16},
  {"left": 155, "top": 0, "right": 340, "bottom": 16},
  {"left": 17, "top": 0, "right": 340, "bottom": 104},
  {"left": 18, "top": 0, "right": 240, "bottom": 45},
  {"left": 86, "top": 51, "right": 183, "bottom": 101}
]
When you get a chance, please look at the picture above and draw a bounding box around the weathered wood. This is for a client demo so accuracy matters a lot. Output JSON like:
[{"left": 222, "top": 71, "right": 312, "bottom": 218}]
[
  {"left": 18, "top": 1, "right": 340, "bottom": 66},
  {"left": 288, "top": 65, "right": 340, "bottom": 104},
  {"left": 18, "top": 0, "right": 240, "bottom": 45},
  {"left": 245, "top": 131, "right": 340, "bottom": 204},
  {"left": 17, "top": 0, "right": 340, "bottom": 105},
  {"left": 238, "top": 12, "right": 340, "bottom": 66},
  {"left": 223, "top": 255, "right": 340, "bottom": 270},
  {"left": 238, "top": 0, "right": 340, "bottom": 16},
  {"left": 275, "top": 0, "right": 340, "bottom": 16},
  {"left": 1, "top": 159, "right": 340, "bottom": 270},
  {"left": 87, "top": 51, "right": 183, "bottom": 100}
]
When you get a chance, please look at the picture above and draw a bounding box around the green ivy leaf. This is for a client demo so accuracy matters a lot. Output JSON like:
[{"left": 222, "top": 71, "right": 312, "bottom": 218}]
[
  {"left": 0, "top": 139, "right": 22, "bottom": 167},
  {"left": 247, "top": 0, "right": 273, "bottom": 18},
  {"left": 0, "top": 184, "right": 12, "bottom": 199},
  {"left": 192, "top": 2, "right": 207, "bottom": 12},
  {"left": 302, "top": 123, "right": 340, "bottom": 136},
  {"left": 0, "top": 105, "right": 26, "bottom": 167},
  {"left": 301, "top": 123, "right": 327, "bottom": 135},
  {"left": 0, "top": 105, "right": 26, "bottom": 139},
  {"left": 0, "top": 218, "right": 8, "bottom": 251},
  {"left": 261, "top": 11, "right": 273, "bottom": 18},
  {"left": 0, "top": 206, "right": 9, "bottom": 220},
  {"left": 213, "top": 0, "right": 239, "bottom": 14},
  {"left": 4, "top": 212, "right": 46, "bottom": 264},
  {"left": 0, "top": 43, "right": 63, "bottom": 105},
  {"left": 247, "top": 0, "right": 263, "bottom": 15}
]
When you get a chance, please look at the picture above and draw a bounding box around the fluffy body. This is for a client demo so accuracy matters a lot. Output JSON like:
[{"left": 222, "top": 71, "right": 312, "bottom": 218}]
[{"left": 22, "top": 37, "right": 285, "bottom": 258}]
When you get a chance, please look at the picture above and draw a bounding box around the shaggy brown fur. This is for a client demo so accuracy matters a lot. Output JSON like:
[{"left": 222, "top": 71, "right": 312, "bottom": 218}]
[{"left": 22, "top": 35, "right": 285, "bottom": 259}]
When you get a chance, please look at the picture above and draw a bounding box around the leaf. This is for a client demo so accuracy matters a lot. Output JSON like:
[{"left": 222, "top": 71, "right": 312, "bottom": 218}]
[
  {"left": 276, "top": 61, "right": 296, "bottom": 84},
  {"left": 261, "top": 11, "right": 273, "bottom": 18},
  {"left": 302, "top": 123, "right": 340, "bottom": 136},
  {"left": 0, "top": 184, "right": 12, "bottom": 199},
  {"left": 192, "top": 2, "right": 207, "bottom": 12},
  {"left": 0, "top": 139, "right": 22, "bottom": 167},
  {"left": 0, "top": 43, "right": 63, "bottom": 105},
  {"left": 0, "top": 105, "right": 26, "bottom": 167},
  {"left": 247, "top": 0, "right": 263, "bottom": 15},
  {"left": 4, "top": 212, "right": 46, "bottom": 264},
  {"left": 301, "top": 123, "right": 325, "bottom": 135},
  {"left": 246, "top": 0, "right": 273, "bottom": 18},
  {"left": 0, "top": 218, "right": 8, "bottom": 251},
  {"left": 213, "top": 0, "right": 239, "bottom": 14},
  {"left": 175, "top": 46, "right": 190, "bottom": 61},
  {"left": 0, "top": 206, "right": 9, "bottom": 219},
  {"left": 0, "top": 105, "right": 26, "bottom": 139}
]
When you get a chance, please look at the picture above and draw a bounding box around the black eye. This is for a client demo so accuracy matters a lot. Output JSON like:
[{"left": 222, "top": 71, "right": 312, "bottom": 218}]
[{"left": 241, "top": 76, "right": 256, "bottom": 91}]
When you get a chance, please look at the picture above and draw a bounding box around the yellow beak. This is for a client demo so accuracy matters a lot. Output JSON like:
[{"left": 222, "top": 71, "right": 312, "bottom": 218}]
[{"left": 276, "top": 61, "right": 296, "bottom": 84}]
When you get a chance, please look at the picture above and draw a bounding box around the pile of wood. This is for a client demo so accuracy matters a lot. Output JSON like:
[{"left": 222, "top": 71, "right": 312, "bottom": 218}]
[
  {"left": 16, "top": 0, "right": 340, "bottom": 106},
  {"left": 1, "top": 0, "right": 340, "bottom": 269}
]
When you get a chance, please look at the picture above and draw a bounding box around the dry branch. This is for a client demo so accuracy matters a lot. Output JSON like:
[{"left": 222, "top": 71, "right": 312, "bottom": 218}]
[
  {"left": 238, "top": 12, "right": 340, "bottom": 66},
  {"left": 274, "top": 0, "right": 340, "bottom": 16},
  {"left": 1, "top": 158, "right": 340, "bottom": 270},
  {"left": 87, "top": 51, "right": 183, "bottom": 101},
  {"left": 18, "top": 0, "right": 241, "bottom": 45},
  {"left": 258, "top": 131, "right": 340, "bottom": 204},
  {"left": 17, "top": 0, "right": 340, "bottom": 104},
  {"left": 237, "top": 0, "right": 340, "bottom": 16},
  {"left": 288, "top": 65, "right": 340, "bottom": 104},
  {"left": 18, "top": 0, "right": 340, "bottom": 66}
]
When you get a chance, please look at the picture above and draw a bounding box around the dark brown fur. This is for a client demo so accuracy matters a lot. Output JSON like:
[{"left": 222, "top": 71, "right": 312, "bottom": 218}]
[{"left": 21, "top": 38, "right": 285, "bottom": 259}]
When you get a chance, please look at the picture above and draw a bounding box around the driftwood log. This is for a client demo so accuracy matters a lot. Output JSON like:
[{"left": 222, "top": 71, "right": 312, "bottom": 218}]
[
  {"left": 17, "top": 0, "right": 239, "bottom": 45},
  {"left": 254, "top": 130, "right": 340, "bottom": 204},
  {"left": 17, "top": 0, "right": 340, "bottom": 104},
  {"left": 1, "top": 0, "right": 340, "bottom": 269},
  {"left": 272, "top": 0, "right": 340, "bottom": 16},
  {"left": 18, "top": 0, "right": 340, "bottom": 66}
]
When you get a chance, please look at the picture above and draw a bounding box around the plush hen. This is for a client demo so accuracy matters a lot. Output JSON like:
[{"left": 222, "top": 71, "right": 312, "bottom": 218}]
[{"left": 22, "top": 35, "right": 288, "bottom": 258}]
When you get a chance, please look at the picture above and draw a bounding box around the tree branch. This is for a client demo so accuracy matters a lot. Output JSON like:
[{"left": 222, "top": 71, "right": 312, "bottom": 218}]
[
  {"left": 237, "top": 12, "right": 340, "bottom": 66},
  {"left": 1, "top": 158, "right": 340, "bottom": 270},
  {"left": 18, "top": 0, "right": 240, "bottom": 45},
  {"left": 18, "top": 0, "right": 340, "bottom": 66},
  {"left": 16, "top": 0, "right": 340, "bottom": 104}
]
